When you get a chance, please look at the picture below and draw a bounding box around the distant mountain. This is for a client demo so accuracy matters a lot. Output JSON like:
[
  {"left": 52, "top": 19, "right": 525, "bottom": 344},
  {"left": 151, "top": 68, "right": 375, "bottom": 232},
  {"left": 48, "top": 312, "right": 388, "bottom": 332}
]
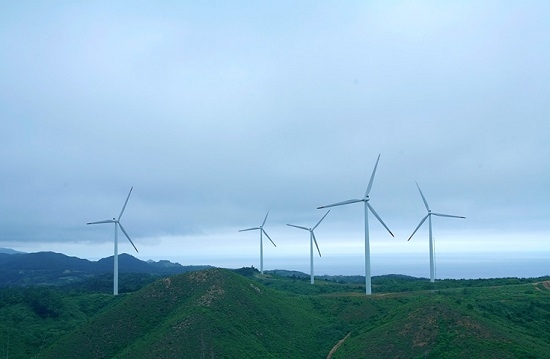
[
  {"left": 0, "top": 247, "right": 25, "bottom": 254},
  {"left": 0, "top": 251, "right": 93, "bottom": 271},
  {"left": 0, "top": 251, "right": 212, "bottom": 286},
  {"left": 95, "top": 253, "right": 158, "bottom": 273}
]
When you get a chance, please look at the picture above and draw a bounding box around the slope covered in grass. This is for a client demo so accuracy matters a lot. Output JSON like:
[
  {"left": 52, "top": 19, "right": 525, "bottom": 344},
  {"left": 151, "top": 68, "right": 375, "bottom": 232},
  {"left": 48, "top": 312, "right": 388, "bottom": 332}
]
[
  {"left": 4, "top": 270, "right": 549, "bottom": 358},
  {"left": 331, "top": 283, "right": 550, "bottom": 358},
  {"left": 0, "top": 287, "right": 119, "bottom": 359},
  {"left": 40, "top": 269, "right": 347, "bottom": 358}
]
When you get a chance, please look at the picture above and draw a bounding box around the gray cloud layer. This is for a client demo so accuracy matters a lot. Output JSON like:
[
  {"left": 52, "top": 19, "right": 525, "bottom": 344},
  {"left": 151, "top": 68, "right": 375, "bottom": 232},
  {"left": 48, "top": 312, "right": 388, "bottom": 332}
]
[{"left": 1, "top": 2, "right": 548, "bottom": 258}]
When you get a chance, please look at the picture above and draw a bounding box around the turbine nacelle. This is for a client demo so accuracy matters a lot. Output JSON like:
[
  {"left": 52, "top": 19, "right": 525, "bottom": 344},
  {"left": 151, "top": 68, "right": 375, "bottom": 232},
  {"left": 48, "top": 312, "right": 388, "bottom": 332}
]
[
  {"left": 408, "top": 182, "right": 466, "bottom": 242},
  {"left": 287, "top": 209, "right": 329, "bottom": 259}
]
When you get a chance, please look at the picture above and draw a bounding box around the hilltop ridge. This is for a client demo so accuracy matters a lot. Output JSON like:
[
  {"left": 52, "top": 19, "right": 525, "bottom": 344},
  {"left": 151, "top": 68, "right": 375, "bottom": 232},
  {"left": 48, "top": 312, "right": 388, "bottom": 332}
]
[
  {"left": 35, "top": 268, "right": 550, "bottom": 358},
  {"left": 40, "top": 268, "right": 343, "bottom": 358}
]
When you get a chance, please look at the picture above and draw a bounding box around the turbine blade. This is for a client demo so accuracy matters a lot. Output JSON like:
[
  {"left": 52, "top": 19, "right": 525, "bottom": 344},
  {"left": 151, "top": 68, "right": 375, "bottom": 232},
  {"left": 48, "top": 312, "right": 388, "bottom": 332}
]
[
  {"left": 432, "top": 212, "right": 466, "bottom": 219},
  {"left": 367, "top": 203, "right": 394, "bottom": 237},
  {"left": 262, "top": 229, "right": 276, "bottom": 247},
  {"left": 407, "top": 214, "right": 429, "bottom": 241},
  {"left": 86, "top": 219, "right": 115, "bottom": 225},
  {"left": 317, "top": 199, "right": 362, "bottom": 209},
  {"left": 239, "top": 227, "right": 260, "bottom": 232},
  {"left": 415, "top": 182, "right": 430, "bottom": 212},
  {"left": 365, "top": 154, "right": 381, "bottom": 197},
  {"left": 312, "top": 232, "right": 322, "bottom": 257},
  {"left": 287, "top": 224, "right": 309, "bottom": 231},
  {"left": 118, "top": 186, "right": 133, "bottom": 220},
  {"left": 118, "top": 223, "right": 138, "bottom": 253},
  {"left": 313, "top": 210, "right": 330, "bottom": 230},
  {"left": 262, "top": 211, "right": 270, "bottom": 227}
]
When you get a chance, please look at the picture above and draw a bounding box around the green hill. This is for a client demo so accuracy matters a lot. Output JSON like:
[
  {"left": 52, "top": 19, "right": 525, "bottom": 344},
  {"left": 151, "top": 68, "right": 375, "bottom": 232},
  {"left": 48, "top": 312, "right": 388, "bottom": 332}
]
[
  {"left": 325, "top": 281, "right": 550, "bottom": 358},
  {"left": 39, "top": 269, "right": 347, "bottom": 358},
  {"left": 0, "top": 287, "right": 120, "bottom": 359},
  {"left": 2, "top": 269, "right": 550, "bottom": 358}
]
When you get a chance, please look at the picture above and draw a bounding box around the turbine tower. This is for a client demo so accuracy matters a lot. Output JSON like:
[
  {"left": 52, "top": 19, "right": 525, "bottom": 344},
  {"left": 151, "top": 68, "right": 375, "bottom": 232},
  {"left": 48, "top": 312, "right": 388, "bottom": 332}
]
[
  {"left": 408, "top": 182, "right": 465, "bottom": 282},
  {"left": 287, "top": 210, "right": 330, "bottom": 284},
  {"left": 87, "top": 187, "right": 138, "bottom": 295},
  {"left": 239, "top": 211, "right": 276, "bottom": 274},
  {"left": 318, "top": 154, "right": 393, "bottom": 295}
]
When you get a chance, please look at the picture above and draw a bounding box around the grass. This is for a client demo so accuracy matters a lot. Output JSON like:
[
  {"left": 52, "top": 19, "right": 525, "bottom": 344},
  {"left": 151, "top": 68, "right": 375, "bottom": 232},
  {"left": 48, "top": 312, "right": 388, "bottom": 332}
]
[
  {"left": 331, "top": 282, "right": 550, "bottom": 358},
  {"left": 1, "top": 270, "right": 550, "bottom": 358}
]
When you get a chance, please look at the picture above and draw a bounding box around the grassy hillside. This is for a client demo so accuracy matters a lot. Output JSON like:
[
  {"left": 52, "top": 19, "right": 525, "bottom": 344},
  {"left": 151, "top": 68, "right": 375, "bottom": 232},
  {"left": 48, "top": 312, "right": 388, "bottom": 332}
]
[
  {"left": 0, "top": 287, "right": 120, "bottom": 359},
  {"left": 325, "top": 281, "right": 550, "bottom": 358},
  {"left": 1, "top": 269, "right": 550, "bottom": 358},
  {"left": 39, "top": 269, "right": 348, "bottom": 358}
]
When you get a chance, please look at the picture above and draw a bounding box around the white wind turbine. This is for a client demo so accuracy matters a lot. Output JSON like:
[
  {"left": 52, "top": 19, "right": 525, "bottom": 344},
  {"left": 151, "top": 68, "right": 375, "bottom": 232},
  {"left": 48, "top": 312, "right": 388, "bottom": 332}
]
[
  {"left": 239, "top": 211, "right": 276, "bottom": 274},
  {"left": 86, "top": 187, "right": 138, "bottom": 295},
  {"left": 287, "top": 210, "right": 330, "bottom": 284},
  {"left": 318, "top": 154, "right": 393, "bottom": 295},
  {"left": 408, "top": 182, "right": 465, "bottom": 282}
]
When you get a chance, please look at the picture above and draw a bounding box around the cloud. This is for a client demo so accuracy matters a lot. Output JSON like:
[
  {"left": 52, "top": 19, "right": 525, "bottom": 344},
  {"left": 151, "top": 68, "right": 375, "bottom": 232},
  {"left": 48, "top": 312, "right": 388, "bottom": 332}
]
[{"left": 0, "top": 2, "right": 548, "bottom": 278}]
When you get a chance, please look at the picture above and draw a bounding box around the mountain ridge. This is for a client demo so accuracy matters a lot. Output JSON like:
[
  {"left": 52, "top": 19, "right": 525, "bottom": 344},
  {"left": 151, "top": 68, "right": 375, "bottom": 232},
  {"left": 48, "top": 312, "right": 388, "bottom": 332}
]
[
  {"left": 0, "top": 247, "right": 25, "bottom": 254},
  {"left": 0, "top": 251, "right": 212, "bottom": 286}
]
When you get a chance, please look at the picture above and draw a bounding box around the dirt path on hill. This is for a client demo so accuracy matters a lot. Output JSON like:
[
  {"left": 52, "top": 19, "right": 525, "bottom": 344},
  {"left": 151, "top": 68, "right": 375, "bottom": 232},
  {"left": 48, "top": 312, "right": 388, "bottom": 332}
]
[
  {"left": 532, "top": 281, "right": 550, "bottom": 292},
  {"left": 326, "top": 332, "right": 351, "bottom": 359}
]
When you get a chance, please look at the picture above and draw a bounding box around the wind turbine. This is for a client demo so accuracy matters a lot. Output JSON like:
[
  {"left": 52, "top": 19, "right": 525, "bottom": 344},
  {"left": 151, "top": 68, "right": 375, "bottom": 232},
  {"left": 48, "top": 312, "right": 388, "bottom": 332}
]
[
  {"left": 318, "top": 154, "right": 393, "bottom": 295},
  {"left": 239, "top": 211, "right": 276, "bottom": 274},
  {"left": 408, "top": 182, "right": 465, "bottom": 282},
  {"left": 287, "top": 210, "right": 330, "bottom": 284},
  {"left": 87, "top": 187, "right": 138, "bottom": 295}
]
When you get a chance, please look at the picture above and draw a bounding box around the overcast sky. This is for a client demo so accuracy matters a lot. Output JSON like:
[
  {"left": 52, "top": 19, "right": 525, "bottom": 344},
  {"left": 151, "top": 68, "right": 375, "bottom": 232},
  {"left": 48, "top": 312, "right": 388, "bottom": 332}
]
[{"left": 1, "top": 1, "right": 548, "bottom": 279}]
